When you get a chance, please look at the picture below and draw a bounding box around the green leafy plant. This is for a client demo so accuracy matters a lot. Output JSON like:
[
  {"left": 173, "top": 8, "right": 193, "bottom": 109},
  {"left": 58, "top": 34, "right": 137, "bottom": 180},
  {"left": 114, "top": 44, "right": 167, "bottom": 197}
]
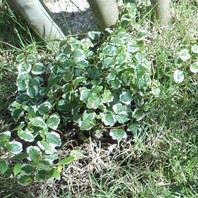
[
  {"left": 1, "top": 22, "right": 152, "bottom": 184},
  {"left": 1, "top": 1, "right": 198, "bottom": 186}
]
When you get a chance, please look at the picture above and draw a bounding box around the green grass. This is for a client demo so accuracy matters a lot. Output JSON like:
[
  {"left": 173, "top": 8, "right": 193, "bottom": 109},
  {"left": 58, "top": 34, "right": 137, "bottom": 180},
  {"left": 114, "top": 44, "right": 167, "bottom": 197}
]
[{"left": 0, "top": 0, "right": 198, "bottom": 197}]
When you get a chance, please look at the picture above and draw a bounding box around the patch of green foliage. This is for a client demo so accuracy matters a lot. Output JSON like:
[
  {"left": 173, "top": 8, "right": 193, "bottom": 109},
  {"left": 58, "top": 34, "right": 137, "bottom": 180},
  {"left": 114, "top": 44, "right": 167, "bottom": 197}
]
[{"left": 0, "top": 0, "right": 197, "bottom": 195}]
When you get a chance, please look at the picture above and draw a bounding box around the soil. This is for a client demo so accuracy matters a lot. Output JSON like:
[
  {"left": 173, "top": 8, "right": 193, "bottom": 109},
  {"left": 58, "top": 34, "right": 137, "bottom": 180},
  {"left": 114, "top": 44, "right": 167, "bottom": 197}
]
[{"left": 43, "top": 0, "right": 98, "bottom": 35}]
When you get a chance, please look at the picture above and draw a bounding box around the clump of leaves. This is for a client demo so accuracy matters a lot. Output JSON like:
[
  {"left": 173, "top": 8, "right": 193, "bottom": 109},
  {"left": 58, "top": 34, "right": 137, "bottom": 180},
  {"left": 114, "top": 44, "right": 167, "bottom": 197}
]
[
  {"left": 1, "top": 2, "right": 198, "bottom": 186},
  {"left": 0, "top": 23, "right": 152, "bottom": 184}
]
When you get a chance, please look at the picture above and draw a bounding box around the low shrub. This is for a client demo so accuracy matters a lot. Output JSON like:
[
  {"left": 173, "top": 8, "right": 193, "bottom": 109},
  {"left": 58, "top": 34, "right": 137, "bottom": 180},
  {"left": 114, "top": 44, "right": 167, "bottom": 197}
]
[{"left": 0, "top": 3, "right": 197, "bottom": 186}]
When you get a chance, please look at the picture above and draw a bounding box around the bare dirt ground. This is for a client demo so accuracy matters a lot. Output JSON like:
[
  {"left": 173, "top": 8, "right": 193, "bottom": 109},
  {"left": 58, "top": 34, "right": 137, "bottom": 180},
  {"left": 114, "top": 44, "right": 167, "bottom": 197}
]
[{"left": 43, "top": 0, "right": 98, "bottom": 35}]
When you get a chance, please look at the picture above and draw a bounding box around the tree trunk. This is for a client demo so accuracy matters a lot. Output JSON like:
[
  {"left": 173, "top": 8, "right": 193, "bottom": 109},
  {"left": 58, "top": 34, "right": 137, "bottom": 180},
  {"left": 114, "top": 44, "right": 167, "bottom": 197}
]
[
  {"left": 6, "top": 0, "right": 65, "bottom": 40},
  {"left": 151, "top": 0, "right": 171, "bottom": 25},
  {"left": 87, "top": 0, "right": 119, "bottom": 31}
]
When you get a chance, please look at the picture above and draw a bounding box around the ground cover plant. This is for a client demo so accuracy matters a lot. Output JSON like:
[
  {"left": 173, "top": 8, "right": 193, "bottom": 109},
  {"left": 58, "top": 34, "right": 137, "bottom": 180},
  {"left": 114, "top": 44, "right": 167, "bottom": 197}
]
[{"left": 0, "top": 0, "right": 198, "bottom": 197}]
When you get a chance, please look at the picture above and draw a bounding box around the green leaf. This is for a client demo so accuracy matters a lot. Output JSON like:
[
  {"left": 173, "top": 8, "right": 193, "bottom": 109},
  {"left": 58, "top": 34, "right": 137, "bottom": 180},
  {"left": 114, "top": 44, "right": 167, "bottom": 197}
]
[
  {"left": 88, "top": 31, "right": 101, "bottom": 40},
  {"left": 113, "top": 103, "right": 128, "bottom": 115},
  {"left": 101, "top": 111, "right": 116, "bottom": 126},
  {"left": 38, "top": 101, "right": 52, "bottom": 115},
  {"left": 120, "top": 91, "right": 133, "bottom": 105},
  {"left": 73, "top": 77, "right": 87, "bottom": 85},
  {"left": 14, "top": 163, "right": 21, "bottom": 175},
  {"left": 190, "top": 61, "right": 198, "bottom": 74},
  {"left": 59, "top": 156, "right": 75, "bottom": 165},
  {"left": 191, "top": 44, "right": 198, "bottom": 54},
  {"left": 101, "top": 90, "right": 114, "bottom": 103},
  {"left": 7, "top": 141, "right": 23, "bottom": 155},
  {"left": 103, "top": 57, "right": 116, "bottom": 68},
  {"left": 76, "top": 59, "right": 89, "bottom": 68},
  {"left": 21, "top": 165, "right": 34, "bottom": 175},
  {"left": 0, "top": 131, "right": 11, "bottom": 147},
  {"left": 64, "top": 71, "right": 73, "bottom": 82},
  {"left": 116, "top": 114, "right": 129, "bottom": 124},
  {"left": 80, "top": 118, "right": 96, "bottom": 131},
  {"left": 18, "top": 62, "right": 32, "bottom": 74},
  {"left": 17, "top": 174, "right": 33, "bottom": 186},
  {"left": 110, "top": 129, "right": 127, "bottom": 142},
  {"left": 12, "top": 153, "right": 29, "bottom": 160},
  {"left": 17, "top": 74, "right": 30, "bottom": 91},
  {"left": 132, "top": 109, "right": 144, "bottom": 120},
  {"left": 27, "top": 85, "right": 39, "bottom": 98},
  {"left": 9, "top": 102, "right": 24, "bottom": 121},
  {"left": 79, "top": 112, "right": 96, "bottom": 130},
  {"left": 178, "top": 49, "right": 191, "bottom": 61},
  {"left": 44, "top": 152, "right": 58, "bottom": 162},
  {"left": 103, "top": 45, "right": 118, "bottom": 56},
  {"left": 37, "top": 140, "right": 56, "bottom": 154},
  {"left": 46, "top": 132, "right": 62, "bottom": 147},
  {"left": 0, "top": 161, "right": 9, "bottom": 174},
  {"left": 47, "top": 114, "right": 60, "bottom": 130},
  {"left": 79, "top": 87, "right": 90, "bottom": 102},
  {"left": 110, "top": 79, "right": 121, "bottom": 89},
  {"left": 91, "top": 85, "right": 103, "bottom": 94},
  {"left": 30, "top": 117, "right": 47, "bottom": 129},
  {"left": 174, "top": 70, "right": 184, "bottom": 83},
  {"left": 35, "top": 169, "right": 54, "bottom": 181},
  {"left": 16, "top": 54, "right": 25, "bottom": 62},
  {"left": 27, "top": 146, "right": 41, "bottom": 163},
  {"left": 128, "top": 123, "right": 142, "bottom": 134},
  {"left": 87, "top": 95, "right": 101, "bottom": 109},
  {"left": 31, "top": 62, "right": 45, "bottom": 75},
  {"left": 52, "top": 169, "right": 61, "bottom": 180},
  {"left": 18, "top": 130, "right": 35, "bottom": 142},
  {"left": 26, "top": 54, "right": 37, "bottom": 62}
]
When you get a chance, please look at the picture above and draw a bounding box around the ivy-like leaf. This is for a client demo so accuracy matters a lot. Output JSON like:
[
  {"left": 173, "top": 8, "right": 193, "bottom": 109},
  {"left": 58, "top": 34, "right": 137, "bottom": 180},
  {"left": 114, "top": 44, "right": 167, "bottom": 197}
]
[
  {"left": 103, "top": 57, "right": 116, "bottom": 68},
  {"left": 17, "top": 173, "right": 33, "bottom": 186},
  {"left": 27, "top": 85, "right": 39, "bottom": 98},
  {"left": 47, "top": 114, "right": 60, "bottom": 130},
  {"left": 73, "top": 77, "right": 87, "bottom": 85},
  {"left": 103, "top": 45, "right": 118, "bottom": 56},
  {"left": 79, "top": 87, "right": 90, "bottom": 102},
  {"left": 120, "top": 91, "right": 133, "bottom": 105},
  {"left": 116, "top": 114, "right": 129, "bottom": 124},
  {"left": 87, "top": 95, "right": 101, "bottom": 109},
  {"left": 31, "top": 62, "right": 45, "bottom": 75},
  {"left": 113, "top": 103, "right": 128, "bottom": 115},
  {"left": 17, "top": 74, "right": 30, "bottom": 91},
  {"left": 18, "top": 62, "right": 32, "bottom": 74},
  {"left": 38, "top": 101, "right": 52, "bottom": 115},
  {"left": 178, "top": 49, "right": 191, "bottom": 61},
  {"left": 173, "top": 70, "right": 184, "bottom": 84},
  {"left": 101, "top": 90, "right": 114, "bottom": 103},
  {"left": 132, "top": 109, "right": 144, "bottom": 120},
  {"left": 30, "top": 117, "right": 47, "bottom": 129},
  {"left": 18, "top": 130, "right": 35, "bottom": 142},
  {"left": 79, "top": 112, "right": 96, "bottom": 130},
  {"left": 101, "top": 111, "right": 116, "bottom": 126},
  {"left": 110, "top": 128, "right": 127, "bottom": 142},
  {"left": 37, "top": 140, "right": 56, "bottom": 154},
  {"left": 46, "top": 132, "right": 62, "bottom": 147},
  {"left": 190, "top": 61, "right": 198, "bottom": 74},
  {"left": 0, "top": 131, "right": 11, "bottom": 147},
  {"left": 7, "top": 141, "right": 23, "bottom": 155},
  {"left": 191, "top": 44, "right": 198, "bottom": 54},
  {"left": 27, "top": 146, "right": 41, "bottom": 163}
]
